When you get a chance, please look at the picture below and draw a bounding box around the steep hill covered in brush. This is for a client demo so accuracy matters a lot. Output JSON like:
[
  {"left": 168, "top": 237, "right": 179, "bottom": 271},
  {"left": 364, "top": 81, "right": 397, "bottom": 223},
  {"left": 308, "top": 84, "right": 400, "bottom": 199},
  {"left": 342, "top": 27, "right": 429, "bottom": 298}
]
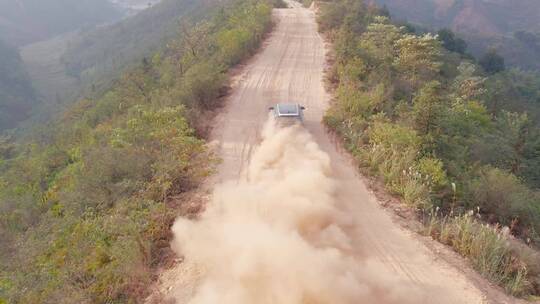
[
  {"left": 0, "top": 0, "right": 274, "bottom": 302},
  {"left": 374, "top": 0, "right": 540, "bottom": 70}
]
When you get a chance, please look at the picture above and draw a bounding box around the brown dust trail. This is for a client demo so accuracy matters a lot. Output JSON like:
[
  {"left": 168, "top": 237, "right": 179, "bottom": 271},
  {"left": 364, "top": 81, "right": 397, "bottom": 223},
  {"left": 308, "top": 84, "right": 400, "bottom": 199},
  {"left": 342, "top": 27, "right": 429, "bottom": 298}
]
[{"left": 171, "top": 119, "right": 425, "bottom": 304}]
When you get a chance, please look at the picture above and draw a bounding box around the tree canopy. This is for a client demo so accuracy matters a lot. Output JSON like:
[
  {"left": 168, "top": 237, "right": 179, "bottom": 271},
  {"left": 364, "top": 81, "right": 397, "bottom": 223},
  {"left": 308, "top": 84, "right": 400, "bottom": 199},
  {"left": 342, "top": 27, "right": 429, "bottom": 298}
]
[{"left": 479, "top": 49, "right": 506, "bottom": 74}]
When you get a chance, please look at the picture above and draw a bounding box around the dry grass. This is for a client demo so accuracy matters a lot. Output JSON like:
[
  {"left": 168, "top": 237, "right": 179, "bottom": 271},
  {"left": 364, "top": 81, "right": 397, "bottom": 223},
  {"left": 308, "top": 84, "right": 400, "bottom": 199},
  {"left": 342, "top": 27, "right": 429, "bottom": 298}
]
[{"left": 423, "top": 210, "right": 538, "bottom": 297}]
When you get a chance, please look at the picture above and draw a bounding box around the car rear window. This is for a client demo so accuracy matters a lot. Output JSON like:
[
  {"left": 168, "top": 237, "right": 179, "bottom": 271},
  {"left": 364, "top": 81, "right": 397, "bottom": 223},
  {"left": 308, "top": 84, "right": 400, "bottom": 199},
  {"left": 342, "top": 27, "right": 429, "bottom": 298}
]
[{"left": 277, "top": 104, "right": 299, "bottom": 115}]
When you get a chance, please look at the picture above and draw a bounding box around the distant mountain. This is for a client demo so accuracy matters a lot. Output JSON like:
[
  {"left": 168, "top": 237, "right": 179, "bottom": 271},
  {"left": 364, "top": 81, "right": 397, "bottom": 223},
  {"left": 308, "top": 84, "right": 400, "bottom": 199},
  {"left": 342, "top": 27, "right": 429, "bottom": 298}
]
[
  {"left": 110, "top": 0, "right": 162, "bottom": 12},
  {"left": 0, "top": 0, "right": 122, "bottom": 46},
  {"left": 375, "top": 0, "right": 540, "bottom": 34},
  {"left": 17, "top": 0, "right": 216, "bottom": 128},
  {"left": 0, "top": 39, "right": 37, "bottom": 130},
  {"left": 60, "top": 0, "right": 214, "bottom": 88},
  {"left": 375, "top": 0, "right": 540, "bottom": 70},
  {"left": 1, "top": 0, "right": 212, "bottom": 130}
]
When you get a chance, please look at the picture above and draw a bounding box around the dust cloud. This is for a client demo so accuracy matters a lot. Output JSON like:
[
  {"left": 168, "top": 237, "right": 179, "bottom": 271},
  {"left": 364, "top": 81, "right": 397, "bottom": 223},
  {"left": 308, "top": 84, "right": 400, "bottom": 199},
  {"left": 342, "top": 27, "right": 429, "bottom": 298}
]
[{"left": 171, "top": 118, "right": 424, "bottom": 304}]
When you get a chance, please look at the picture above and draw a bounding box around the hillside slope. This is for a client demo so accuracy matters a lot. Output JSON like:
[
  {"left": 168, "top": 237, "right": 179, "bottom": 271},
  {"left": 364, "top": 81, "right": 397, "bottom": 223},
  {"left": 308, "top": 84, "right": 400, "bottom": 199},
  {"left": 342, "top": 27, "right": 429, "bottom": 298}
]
[
  {"left": 19, "top": 0, "right": 216, "bottom": 126},
  {"left": 322, "top": 0, "right": 540, "bottom": 297},
  {"left": 374, "top": 0, "right": 540, "bottom": 70},
  {"left": 60, "top": 0, "right": 211, "bottom": 86},
  {"left": 375, "top": 0, "right": 540, "bottom": 34},
  {"left": 0, "top": 0, "right": 274, "bottom": 302}
]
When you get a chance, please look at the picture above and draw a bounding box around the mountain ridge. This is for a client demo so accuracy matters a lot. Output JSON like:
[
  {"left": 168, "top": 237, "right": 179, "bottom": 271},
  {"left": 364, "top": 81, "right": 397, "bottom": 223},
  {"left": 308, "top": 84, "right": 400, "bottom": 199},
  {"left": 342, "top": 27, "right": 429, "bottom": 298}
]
[
  {"left": 374, "top": 0, "right": 540, "bottom": 70},
  {"left": 376, "top": 0, "right": 540, "bottom": 35}
]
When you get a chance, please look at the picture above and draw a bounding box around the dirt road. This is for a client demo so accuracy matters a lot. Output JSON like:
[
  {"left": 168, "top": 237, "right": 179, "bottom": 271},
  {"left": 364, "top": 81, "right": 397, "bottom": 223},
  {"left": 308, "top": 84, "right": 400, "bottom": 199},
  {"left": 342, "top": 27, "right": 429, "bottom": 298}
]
[{"left": 154, "top": 2, "right": 496, "bottom": 303}]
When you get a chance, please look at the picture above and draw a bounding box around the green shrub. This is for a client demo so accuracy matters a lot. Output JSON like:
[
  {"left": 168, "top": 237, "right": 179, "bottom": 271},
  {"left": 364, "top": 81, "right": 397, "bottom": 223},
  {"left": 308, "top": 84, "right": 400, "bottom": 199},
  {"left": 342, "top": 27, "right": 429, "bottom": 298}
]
[
  {"left": 470, "top": 167, "right": 540, "bottom": 236},
  {"left": 361, "top": 121, "right": 435, "bottom": 207},
  {"left": 368, "top": 119, "right": 421, "bottom": 151},
  {"left": 416, "top": 157, "right": 448, "bottom": 191},
  {"left": 181, "top": 63, "right": 227, "bottom": 110}
]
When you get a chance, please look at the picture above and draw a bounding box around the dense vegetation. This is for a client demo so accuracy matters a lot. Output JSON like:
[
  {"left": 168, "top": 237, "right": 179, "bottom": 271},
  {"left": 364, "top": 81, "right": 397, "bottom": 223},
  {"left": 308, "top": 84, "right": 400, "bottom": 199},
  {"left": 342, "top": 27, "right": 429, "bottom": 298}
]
[
  {"left": 318, "top": 0, "right": 540, "bottom": 296},
  {"left": 0, "top": 39, "right": 38, "bottom": 130},
  {"left": 0, "top": 0, "right": 273, "bottom": 302},
  {"left": 0, "top": 0, "right": 121, "bottom": 47}
]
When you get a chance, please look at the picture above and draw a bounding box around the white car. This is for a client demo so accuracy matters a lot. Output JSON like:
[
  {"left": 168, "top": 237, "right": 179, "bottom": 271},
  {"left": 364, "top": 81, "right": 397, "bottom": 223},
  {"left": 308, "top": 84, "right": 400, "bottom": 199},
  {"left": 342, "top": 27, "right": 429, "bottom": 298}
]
[{"left": 268, "top": 103, "right": 305, "bottom": 125}]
